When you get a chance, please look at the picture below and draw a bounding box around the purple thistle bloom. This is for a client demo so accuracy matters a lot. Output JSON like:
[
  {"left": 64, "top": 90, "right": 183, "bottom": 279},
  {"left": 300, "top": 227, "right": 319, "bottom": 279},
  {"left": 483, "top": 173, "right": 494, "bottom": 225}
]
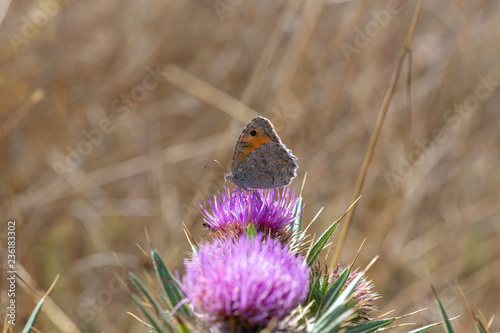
[
  {"left": 199, "top": 187, "right": 302, "bottom": 235},
  {"left": 183, "top": 234, "right": 310, "bottom": 329}
]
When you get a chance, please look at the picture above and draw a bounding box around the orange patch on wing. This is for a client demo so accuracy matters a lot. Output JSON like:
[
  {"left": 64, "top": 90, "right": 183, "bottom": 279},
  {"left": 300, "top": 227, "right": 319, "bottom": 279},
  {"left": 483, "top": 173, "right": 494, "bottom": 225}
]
[{"left": 237, "top": 132, "right": 272, "bottom": 165}]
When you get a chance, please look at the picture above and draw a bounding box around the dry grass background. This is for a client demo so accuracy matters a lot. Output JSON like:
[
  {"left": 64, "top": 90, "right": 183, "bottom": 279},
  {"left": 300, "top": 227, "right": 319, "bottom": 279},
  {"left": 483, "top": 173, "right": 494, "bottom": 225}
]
[{"left": 1, "top": 0, "right": 499, "bottom": 332}]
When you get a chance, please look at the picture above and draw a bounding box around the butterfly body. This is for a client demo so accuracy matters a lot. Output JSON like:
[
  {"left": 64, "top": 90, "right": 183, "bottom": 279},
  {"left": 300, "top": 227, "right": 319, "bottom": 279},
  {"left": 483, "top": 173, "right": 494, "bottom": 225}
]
[{"left": 224, "top": 116, "right": 298, "bottom": 190}]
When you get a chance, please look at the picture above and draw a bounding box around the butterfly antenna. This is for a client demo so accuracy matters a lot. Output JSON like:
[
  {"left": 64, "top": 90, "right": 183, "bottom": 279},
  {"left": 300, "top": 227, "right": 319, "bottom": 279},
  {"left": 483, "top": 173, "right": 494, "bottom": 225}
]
[
  {"left": 214, "top": 159, "right": 227, "bottom": 173},
  {"left": 202, "top": 160, "right": 227, "bottom": 173}
]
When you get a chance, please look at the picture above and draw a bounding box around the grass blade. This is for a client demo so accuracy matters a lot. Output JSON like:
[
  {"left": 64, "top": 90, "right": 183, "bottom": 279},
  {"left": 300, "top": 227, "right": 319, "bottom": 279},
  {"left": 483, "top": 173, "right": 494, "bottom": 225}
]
[
  {"left": 22, "top": 297, "right": 45, "bottom": 333},
  {"left": 22, "top": 275, "right": 59, "bottom": 333}
]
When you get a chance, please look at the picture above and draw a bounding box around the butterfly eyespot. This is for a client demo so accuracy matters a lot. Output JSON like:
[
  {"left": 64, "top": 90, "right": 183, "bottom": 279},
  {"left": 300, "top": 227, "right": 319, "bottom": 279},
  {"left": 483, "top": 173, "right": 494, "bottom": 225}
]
[{"left": 250, "top": 130, "right": 257, "bottom": 136}]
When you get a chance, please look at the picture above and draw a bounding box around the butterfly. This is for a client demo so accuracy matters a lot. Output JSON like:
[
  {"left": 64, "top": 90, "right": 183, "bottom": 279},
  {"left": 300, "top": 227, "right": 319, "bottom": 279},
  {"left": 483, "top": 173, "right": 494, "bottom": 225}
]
[{"left": 224, "top": 116, "right": 298, "bottom": 190}]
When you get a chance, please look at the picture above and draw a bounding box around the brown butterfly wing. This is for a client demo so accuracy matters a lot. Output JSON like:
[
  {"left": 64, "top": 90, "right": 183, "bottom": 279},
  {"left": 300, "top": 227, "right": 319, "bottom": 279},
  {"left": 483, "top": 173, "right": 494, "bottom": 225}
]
[
  {"left": 225, "top": 116, "right": 298, "bottom": 189},
  {"left": 231, "top": 141, "right": 298, "bottom": 189},
  {"left": 229, "top": 116, "right": 281, "bottom": 174}
]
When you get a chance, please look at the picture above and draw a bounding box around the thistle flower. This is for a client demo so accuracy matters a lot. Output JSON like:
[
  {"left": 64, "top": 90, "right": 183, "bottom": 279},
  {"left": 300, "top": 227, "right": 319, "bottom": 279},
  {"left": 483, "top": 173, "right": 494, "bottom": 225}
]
[
  {"left": 332, "top": 266, "right": 378, "bottom": 320},
  {"left": 183, "top": 234, "right": 310, "bottom": 331},
  {"left": 199, "top": 187, "right": 302, "bottom": 238},
  {"left": 309, "top": 262, "right": 379, "bottom": 325}
]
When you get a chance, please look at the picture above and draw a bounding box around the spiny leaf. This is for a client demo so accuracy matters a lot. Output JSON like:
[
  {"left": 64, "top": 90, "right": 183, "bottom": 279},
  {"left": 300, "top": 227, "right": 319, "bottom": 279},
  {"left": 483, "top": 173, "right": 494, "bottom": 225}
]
[
  {"left": 291, "top": 195, "right": 304, "bottom": 234},
  {"left": 131, "top": 294, "right": 168, "bottom": 333},
  {"left": 130, "top": 272, "right": 174, "bottom": 330},
  {"left": 459, "top": 287, "right": 489, "bottom": 333},
  {"left": 320, "top": 267, "right": 351, "bottom": 314},
  {"left": 313, "top": 307, "right": 354, "bottom": 333},
  {"left": 312, "top": 270, "right": 365, "bottom": 332},
  {"left": 130, "top": 272, "right": 163, "bottom": 314},
  {"left": 427, "top": 272, "right": 454, "bottom": 333},
  {"left": 407, "top": 321, "right": 444, "bottom": 333},
  {"left": 474, "top": 322, "right": 487, "bottom": 333},
  {"left": 152, "top": 250, "right": 190, "bottom": 317},
  {"left": 436, "top": 295, "right": 455, "bottom": 333},
  {"left": 344, "top": 318, "right": 394, "bottom": 333},
  {"left": 307, "top": 220, "right": 339, "bottom": 266},
  {"left": 307, "top": 274, "right": 322, "bottom": 305}
]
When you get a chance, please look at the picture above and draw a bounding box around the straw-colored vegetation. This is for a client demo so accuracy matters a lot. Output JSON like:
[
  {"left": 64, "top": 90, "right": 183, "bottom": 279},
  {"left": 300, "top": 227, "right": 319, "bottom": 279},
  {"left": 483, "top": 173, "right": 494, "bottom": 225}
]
[{"left": 1, "top": 0, "right": 499, "bottom": 331}]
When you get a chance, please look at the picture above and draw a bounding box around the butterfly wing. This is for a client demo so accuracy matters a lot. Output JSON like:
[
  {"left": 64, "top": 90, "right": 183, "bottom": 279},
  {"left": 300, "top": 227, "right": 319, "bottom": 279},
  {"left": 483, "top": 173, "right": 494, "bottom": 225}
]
[
  {"left": 231, "top": 141, "right": 298, "bottom": 189},
  {"left": 225, "top": 116, "right": 298, "bottom": 189},
  {"left": 229, "top": 116, "right": 281, "bottom": 174}
]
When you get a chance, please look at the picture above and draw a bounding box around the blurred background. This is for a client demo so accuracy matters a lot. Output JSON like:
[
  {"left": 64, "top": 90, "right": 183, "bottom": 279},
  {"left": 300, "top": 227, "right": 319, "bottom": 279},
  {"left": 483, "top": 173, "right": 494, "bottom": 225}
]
[{"left": 1, "top": 0, "right": 499, "bottom": 331}]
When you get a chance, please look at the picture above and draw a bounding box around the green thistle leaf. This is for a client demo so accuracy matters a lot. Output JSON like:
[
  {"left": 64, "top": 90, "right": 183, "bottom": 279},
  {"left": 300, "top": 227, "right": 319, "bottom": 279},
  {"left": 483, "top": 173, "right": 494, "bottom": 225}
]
[
  {"left": 320, "top": 267, "right": 351, "bottom": 313},
  {"left": 290, "top": 195, "right": 304, "bottom": 234},
  {"left": 312, "top": 269, "right": 364, "bottom": 332},
  {"left": 307, "top": 220, "right": 339, "bottom": 266},
  {"left": 430, "top": 281, "right": 455, "bottom": 333},
  {"left": 152, "top": 250, "right": 190, "bottom": 317},
  {"left": 130, "top": 272, "right": 174, "bottom": 331},
  {"left": 407, "top": 321, "right": 443, "bottom": 333},
  {"left": 131, "top": 293, "right": 169, "bottom": 333},
  {"left": 343, "top": 318, "right": 394, "bottom": 332}
]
